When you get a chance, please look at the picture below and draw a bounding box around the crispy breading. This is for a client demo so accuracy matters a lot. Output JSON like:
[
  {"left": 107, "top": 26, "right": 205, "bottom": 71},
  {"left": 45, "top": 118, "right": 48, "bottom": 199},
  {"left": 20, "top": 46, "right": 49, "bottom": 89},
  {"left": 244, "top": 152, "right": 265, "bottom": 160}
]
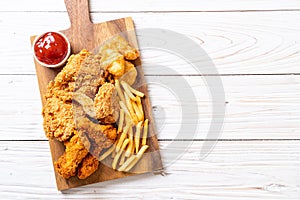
[
  {"left": 54, "top": 133, "right": 89, "bottom": 179},
  {"left": 75, "top": 54, "right": 114, "bottom": 99},
  {"left": 94, "top": 83, "right": 119, "bottom": 124},
  {"left": 43, "top": 49, "right": 90, "bottom": 141},
  {"left": 100, "top": 49, "right": 125, "bottom": 77},
  {"left": 117, "top": 61, "right": 137, "bottom": 85},
  {"left": 99, "top": 36, "right": 140, "bottom": 80},
  {"left": 77, "top": 153, "right": 99, "bottom": 179},
  {"left": 77, "top": 118, "right": 117, "bottom": 157}
]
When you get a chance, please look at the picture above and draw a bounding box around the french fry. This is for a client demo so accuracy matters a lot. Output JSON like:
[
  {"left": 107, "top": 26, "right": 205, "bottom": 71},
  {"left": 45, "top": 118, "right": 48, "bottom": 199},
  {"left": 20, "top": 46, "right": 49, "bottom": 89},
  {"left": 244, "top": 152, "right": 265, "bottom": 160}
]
[
  {"left": 142, "top": 119, "right": 149, "bottom": 146},
  {"left": 136, "top": 96, "right": 144, "bottom": 119},
  {"left": 116, "top": 124, "right": 130, "bottom": 152},
  {"left": 122, "top": 81, "right": 145, "bottom": 98},
  {"left": 125, "top": 125, "right": 134, "bottom": 157},
  {"left": 131, "top": 140, "right": 135, "bottom": 155},
  {"left": 118, "top": 155, "right": 136, "bottom": 172},
  {"left": 112, "top": 139, "right": 129, "bottom": 169},
  {"left": 111, "top": 137, "right": 120, "bottom": 158},
  {"left": 99, "top": 145, "right": 115, "bottom": 161},
  {"left": 125, "top": 114, "right": 132, "bottom": 128},
  {"left": 121, "top": 81, "right": 137, "bottom": 101},
  {"left": 125, "top": 92, "right": 138, "bottom": 124},
  {"left": 119, "top": 150, "right": 127, "bottom": 166},
  {"left": 115, "top": 79, "right": 126, "bottom": 103},
  {"left": 119, "top": 101, "right": 130, "bottom": 117},
  {"left": 135, "top": 121, "right": 143, "bottom": 153},
  {"left": 124, "top": 145, "right": 149, "bottom": 172},
  {"left": 125, "top": 139, "right": 133, "bottom": 157},
  {"left": 128, "top": 124, "right": 133, "bottom": 140},
  {"left": 132, "top": 100, "right": 143, "bottom": 121},
  {"left": 117, "top": 109, "right": 125, "bottom": 133}
]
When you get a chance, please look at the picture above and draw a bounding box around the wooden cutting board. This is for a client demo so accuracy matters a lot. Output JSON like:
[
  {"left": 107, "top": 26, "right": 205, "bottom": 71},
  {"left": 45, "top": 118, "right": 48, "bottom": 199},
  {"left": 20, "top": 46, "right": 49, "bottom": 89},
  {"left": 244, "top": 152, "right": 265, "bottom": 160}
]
[{"left": 30, "top": 0, "right": 162, "bottom": 190}]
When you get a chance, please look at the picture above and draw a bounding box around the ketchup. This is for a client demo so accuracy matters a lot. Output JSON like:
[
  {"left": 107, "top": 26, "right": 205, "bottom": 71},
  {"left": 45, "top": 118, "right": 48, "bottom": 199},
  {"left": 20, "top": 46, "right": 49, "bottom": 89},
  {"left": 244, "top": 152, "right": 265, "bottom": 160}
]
[{"left": 34, "top": 32, "right": 68, "bottom": 65}]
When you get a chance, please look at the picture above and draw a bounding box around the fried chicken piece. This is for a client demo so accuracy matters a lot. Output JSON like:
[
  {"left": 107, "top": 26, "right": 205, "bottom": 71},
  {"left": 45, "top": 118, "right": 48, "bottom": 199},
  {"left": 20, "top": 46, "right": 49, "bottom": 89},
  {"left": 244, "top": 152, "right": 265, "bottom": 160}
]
[
  {"left": 75, "top": 54, "right": 114, "bottom": 99},
  {"left": 94, "top": 83, "right": 119, "bottom": 124},
  {"left": 77, "top": 118, "right": 117, "bottom": 157},
  {"left": 117, "top": 61, "right": 137, "bottom": 85},
  {"left": 77, "top": 153, "right": 99, "bottom": 179},
  {"left": 54, "top": 133, "right": 89, "bottom": 179},
  {"left": 100, "top": 49, "right": 125, "bottom": 77},
  {"left": 99, "top": 36, "right": 140, "bottom": 80},
  {"left": 43, "top": 49, "right": 91, "bottom": 141}
]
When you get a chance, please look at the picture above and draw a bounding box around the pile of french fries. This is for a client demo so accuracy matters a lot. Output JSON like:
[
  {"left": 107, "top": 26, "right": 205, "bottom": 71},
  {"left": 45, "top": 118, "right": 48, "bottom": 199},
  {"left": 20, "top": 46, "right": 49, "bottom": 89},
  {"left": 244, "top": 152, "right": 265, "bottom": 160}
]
[{"left": 99, "top": 80, "right": 149, "bottom": 172}]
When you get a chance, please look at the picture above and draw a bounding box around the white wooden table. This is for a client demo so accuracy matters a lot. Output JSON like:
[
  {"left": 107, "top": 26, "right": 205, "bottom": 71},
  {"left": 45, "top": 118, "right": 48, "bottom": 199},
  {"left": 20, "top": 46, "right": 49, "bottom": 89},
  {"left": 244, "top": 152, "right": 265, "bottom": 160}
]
[{"left": 1, "top": 0, "right": 300, "bottom": 199}]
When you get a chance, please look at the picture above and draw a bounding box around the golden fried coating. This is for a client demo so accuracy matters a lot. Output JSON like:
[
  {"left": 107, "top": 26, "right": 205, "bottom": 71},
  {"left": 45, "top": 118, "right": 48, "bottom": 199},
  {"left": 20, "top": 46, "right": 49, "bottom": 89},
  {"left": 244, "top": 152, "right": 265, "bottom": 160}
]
[
  {"left": 43, "top": 49, "right": 91, "bottom": 141},
  {"left": 117, "top": 61, "right": 137, "bottom": 85},
  {"left": 76, "top": 54, "right": 114, "bottom": 99},
  {"left": 99, "top": 36, "right": 140, "bottom": 80},
  {"left": 54, "top": 133, "right": 89, "bottom": 179},
  {"left": 94, "top": 83, "right": 119, "bottom": 124},
  {"left": 77, "top": 153, "right": 99, "bottom": 179},
  {"left": 100, "top": 49, "right": 125, "bottom": 77},
  {"left": 77, "top": 118, "right": 117, "bottom": 156}
]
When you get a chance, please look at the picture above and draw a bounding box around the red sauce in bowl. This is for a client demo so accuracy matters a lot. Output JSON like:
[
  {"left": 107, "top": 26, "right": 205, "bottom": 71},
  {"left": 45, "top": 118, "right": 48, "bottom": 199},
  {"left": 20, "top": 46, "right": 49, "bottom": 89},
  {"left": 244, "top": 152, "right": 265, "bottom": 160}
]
[{"left": 34, "top": 32, "right": 69, "bottom": 65}]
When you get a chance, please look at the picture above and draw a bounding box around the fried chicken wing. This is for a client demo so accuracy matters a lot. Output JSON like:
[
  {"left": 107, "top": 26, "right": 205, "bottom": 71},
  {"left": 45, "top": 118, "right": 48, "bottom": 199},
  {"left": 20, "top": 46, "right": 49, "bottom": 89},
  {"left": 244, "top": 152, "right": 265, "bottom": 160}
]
[
  {"left": 54, "top": 133, "right": 89, "bottom": 179},
  {"left": 77, "top": 153, "right": 99, "bottom": 179}
]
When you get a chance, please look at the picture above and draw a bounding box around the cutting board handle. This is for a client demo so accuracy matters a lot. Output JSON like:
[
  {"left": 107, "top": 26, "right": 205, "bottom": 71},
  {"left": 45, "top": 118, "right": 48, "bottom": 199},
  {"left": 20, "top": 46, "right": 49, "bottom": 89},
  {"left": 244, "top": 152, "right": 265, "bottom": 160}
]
[{"left": 64, "top": 0, "right": 92, "bottom": 28}]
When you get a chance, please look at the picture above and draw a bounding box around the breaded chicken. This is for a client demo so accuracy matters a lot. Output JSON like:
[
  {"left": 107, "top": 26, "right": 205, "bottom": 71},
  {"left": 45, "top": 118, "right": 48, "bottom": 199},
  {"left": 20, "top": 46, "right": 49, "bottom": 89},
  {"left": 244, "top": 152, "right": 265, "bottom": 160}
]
[
  {"left": 100, "top": 49, "right": 125, "bottom": 77},
  {"left": 75, "top": 54, "right": 114, "bottom": 99},
  {"left": 117, "top": 61, "right": 137, "bottom": 85},
  {"left": 54, "top": 133, "right": 89, "bottom": 179},
  {"left": 43, "top": 49, "right": 91, "bottom": 141},
  {"left": 77, "top": 118, "right": 117, "bottom": 156},
  {"left": 99, "top": 36, "right": 140, "bottom": 80},
  {"left": 77, "top": 153, "right": 99, "bottom": 179},
  {"left": 94, "top": 83, "right": 119, "bottom": 124}
]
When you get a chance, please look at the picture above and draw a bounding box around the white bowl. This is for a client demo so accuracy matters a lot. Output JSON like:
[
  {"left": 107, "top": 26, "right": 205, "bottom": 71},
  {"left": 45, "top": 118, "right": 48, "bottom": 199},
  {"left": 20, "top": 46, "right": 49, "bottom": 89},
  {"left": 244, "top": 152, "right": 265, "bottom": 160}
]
[{"left": 32, "top": 31, "right": 71, "bottom": 68}]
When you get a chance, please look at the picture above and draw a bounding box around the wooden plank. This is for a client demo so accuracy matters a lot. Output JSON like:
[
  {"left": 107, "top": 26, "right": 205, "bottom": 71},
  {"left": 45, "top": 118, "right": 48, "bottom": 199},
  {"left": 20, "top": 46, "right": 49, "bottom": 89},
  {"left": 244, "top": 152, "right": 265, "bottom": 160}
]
[
  {"left": 2, "top": 12, "right": 300, "bottom": 75},
  {"left": 1, "top": 0, "right": 300, "bottom": 12},
  {"left": 1, "top": 140, "right": 299, "bottom": 199},
  {"left": 1, "top": 75, "right": 300, "bottom": 140},
  {"left": 30, "top": 0, "right": 161, "bottom": 190}
]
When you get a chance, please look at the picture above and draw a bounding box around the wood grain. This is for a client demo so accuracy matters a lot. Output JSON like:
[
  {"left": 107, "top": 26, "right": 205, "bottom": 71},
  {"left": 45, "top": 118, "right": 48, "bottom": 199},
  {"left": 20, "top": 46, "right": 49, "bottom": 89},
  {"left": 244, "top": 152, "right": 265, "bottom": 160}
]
[
  {"left": 1, "top": 141, "right": 299, "bottom": 199},
  {"left": 2, "top": 12, "right": 300, "bottom": 75},
  {"left": 30, "top": 0, "right": 162, "bottom": 190},
  {"left": 1, "top": 0, "right": 300, "bottom": 12},
  {"left": 1, "top": 75, "right": 299, "bottom": 140}
]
